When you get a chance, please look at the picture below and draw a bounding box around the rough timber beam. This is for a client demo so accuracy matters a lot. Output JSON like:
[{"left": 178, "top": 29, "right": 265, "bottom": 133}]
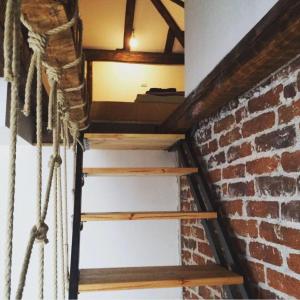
[
  {"left": 160, "top": 0, "right": 300, "bottom": 132},
  {"left": 165, "top": 28, "right": 175, "bottom": 53},
  {"left": 123, "top": 0, "right": 136, "bottom": 51},
  {"left": 151, "top": 0, "right": 184, "bottom": 47},
  {"left": 84, "top": 49, "right": 184, "bottom": 65},
  {"left": 21, "top": 0, "right": 88, "bottom": 130},
  {"left": 170, "top": 0, "right": 184, "bottom": 8}
]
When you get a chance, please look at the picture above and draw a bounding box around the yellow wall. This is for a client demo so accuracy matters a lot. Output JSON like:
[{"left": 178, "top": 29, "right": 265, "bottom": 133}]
[{"left": 93, "top": 62, "right": 184, "bottom": 102}]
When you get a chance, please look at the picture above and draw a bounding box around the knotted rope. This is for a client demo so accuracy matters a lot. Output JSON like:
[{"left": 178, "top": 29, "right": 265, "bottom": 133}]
[
  {"left": 3, "top": 0, "right": 88, "bottom": 298},
  {"left": 3, "top": 0, "right": 21, "bottom": 299}
]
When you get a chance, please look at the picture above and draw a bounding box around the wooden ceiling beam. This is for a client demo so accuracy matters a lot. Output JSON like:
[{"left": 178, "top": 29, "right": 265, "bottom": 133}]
[
  {"left": 150, "top": 0, "right": 184, "bottom": 47},
  {"left": 170, "top": 0, "right": 184, "bottom": 8},
  {"left": 84, "top": 49, "right": 184, "bottom": 65},
  {"left": 123, "top": 0, "right": 136, "bottom": 51},
  {"left": 164, "top": 28, "right": 175, "bottom": 53}
]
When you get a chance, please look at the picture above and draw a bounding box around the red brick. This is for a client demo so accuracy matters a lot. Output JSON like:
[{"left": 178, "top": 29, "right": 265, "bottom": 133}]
[
  {"left": 247, "top": 201, "right": 279, "bottom": 218},
  {"left": 246, "top": 156, "right": 279, "bottom": 175},
  {"left": 219, "top": 128, "right": 241, "bottom": 147},
  {"left": 223, "top": 164, "right": 245, "bottom": 179},
  {"left": 231, "top": 237, "right": 247, "bottom": 256},
  {"left": 243, "top": 260, "right": 265, "bottom": 283},
  {"left": 221, "top": 200, "right": 243, "bottom": 216},
  {"left": 235, "top": 107, "right": 247, "bottom": 123},
  {"left": 197, "top": 242, "right": 213, "bottom": 257},
  {"left": 283, "top": 83, "right": 297, "bottom": 99},
  {"left": 287, "top": 253, "right": 300, "bottom": 274},
  {"left": 192, "top": 253, "right": 205, "bottom": 265},
  {"left": 227, "top": 142, "right": 252, "bottom": 163},
  {"left": 242, "top": 112, "right": 275, "bottom": 138},
  {"left": 282, "top": 150, "right": 300, "bottom": 172},
  {"left": 229, "top": 219, "right": 258, "bottom": 238},
  {"left": 228, "top": 181, "right": 255, "bottom": 197},
  {"left": 222, "top": 183, "right": 228, "bottom": 196},
  {"left": 255, "top": 125, "right": 296, "bottom": 152},
  {"left": 256, "top": 287, "right": 278, "bottom": 299},
  {"left": 181, "top": 176, "right": 188, "bottom": 186},
  {"left": 282, "top": 201, "right": 300, "bottom": 222},
  {"left": 207, "top": 152, "right": 225, "bottom": 168},
  {"left": 182, "top": 250, "right": 192, "bottom": 261},
  {"left": 259, "top": 221, "right": 300, "bottom": 250},
  {"left": 182, "top": 238, "right": 197, "bottom": 250},
  {"left": 196, "top": 126, "right": 211, "bottom": 144},
  {"left": 208, "top": 169, "right": 221, "bottom": 183},
  {"left": 278, "top": 99, "right": 300, "bottom": 124},
  {"left": 214, "top": 115, "right": 235, "bottom": 133},
  {"left": 267, "top": 269, "right": 300, "bottom": 299},
  {"left": 198, "top": 286, "right": 213, "bottom": 299},
  {"left": 191, "top": 226, "right": 205, "bottom": 240},
  {"left": 248, "top": 85, "right": 282, "bottom": 113},
  {"left": 182, "top": 202, "right": 192, "bottom": 211},
  {"left": 249, "top": 242, "right": 283, "bottom": 266},
  {"left": 182, "top": 225, "right": 191, "bottom": 236},
  {"left": 181, "top": 188, "right": 192, "bottom": 199},
  {"left": 256, "top": 176, "right": 296, "bottom": 197},
  {"left": 200, "top": 139, "right": 218, "bottom": 156}
]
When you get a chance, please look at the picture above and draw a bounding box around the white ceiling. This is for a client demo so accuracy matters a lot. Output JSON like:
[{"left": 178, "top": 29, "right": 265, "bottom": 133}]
[{"left": 79, "top": 0, "right": 184, "bottom": 53}]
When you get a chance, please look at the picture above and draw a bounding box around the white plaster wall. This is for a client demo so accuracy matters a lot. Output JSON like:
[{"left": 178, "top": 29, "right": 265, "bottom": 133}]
[
  {"left": 0, "top": 144, "right": 74, "bottom": 300},
  {"left": 185, "top": 0, "right": 278, "bottom": 95},
  {"left": 0, "top": 142, "right": 181, "bottom": 299}
]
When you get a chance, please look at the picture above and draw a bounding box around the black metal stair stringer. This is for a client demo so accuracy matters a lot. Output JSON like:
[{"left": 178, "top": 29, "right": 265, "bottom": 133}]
[
  {"left": 69, "top": 134, "right": 84, "bottom": 299},
  {"left": 175, "top": 139, "right": 250, "bottom": 299}
]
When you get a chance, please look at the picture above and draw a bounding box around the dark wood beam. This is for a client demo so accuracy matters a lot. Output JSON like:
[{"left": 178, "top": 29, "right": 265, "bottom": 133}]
[
  {"left": 160, "top": 0, "right": 300, "bottom": 132},
  {"left": 164, "top": 28, "right": 175, "bottom": 53},
  {"left": 123, "top": 0, "right": 136, "bottom": 50},
  {"left": 170, "top": 0, "right": 184, "bottom": 8},
  {"left": 84, "top": 49, "right": 184, "bottom": 65},
  {"left": 150, "top": 0, "right": 184, "bottom": 47},
  {"left": 86, "top": 61, "right": 93, "bottom": 103}
]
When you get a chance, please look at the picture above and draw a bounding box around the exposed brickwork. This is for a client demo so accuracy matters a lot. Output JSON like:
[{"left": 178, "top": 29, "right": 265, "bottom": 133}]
[{"left": 182, "top": 57, "right": 300, "bottom": 299}]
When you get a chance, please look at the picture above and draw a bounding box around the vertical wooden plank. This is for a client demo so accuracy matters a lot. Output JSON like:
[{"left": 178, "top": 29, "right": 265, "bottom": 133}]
[
  {"left": 164, "top": 28, "right": 175, "bottom": 53},
  {"left": 123, "top": 0, "right": 136, "bottom": 50},
  {"left": 86, "top": 61, "right": 93, "bottom": 104}
]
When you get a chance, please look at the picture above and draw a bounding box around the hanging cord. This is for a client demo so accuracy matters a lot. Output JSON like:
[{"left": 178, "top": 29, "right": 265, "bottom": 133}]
[
  {"left": 3, "top": 0, "right": 88, "bottom": 298},
  {"left": 3, "top": 0, "right": 21, "bottom": 299},
  {"left": 14, "top": 5, "right": 84, "bottom": 298}
]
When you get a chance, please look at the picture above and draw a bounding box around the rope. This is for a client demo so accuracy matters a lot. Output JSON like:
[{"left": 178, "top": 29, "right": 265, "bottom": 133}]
[
  {"left": 3, "top": 0, "right": 87, "bottom": 298},
  {"left": 3, "top": 0, "right": 21, "bottom": 298}
]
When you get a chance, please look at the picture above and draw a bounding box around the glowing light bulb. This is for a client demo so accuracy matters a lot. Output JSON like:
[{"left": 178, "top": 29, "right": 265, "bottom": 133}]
[{"left": 129, "top": 31, "right": 138, "bottom": 49}]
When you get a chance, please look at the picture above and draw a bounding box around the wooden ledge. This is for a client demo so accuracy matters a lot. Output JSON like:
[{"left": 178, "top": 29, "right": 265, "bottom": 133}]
[
  {"left": 79, "top": 265, "right": 243, "bottom": 292},
  {"left": 81, "top": 211, "right": 217, "bottom": 221},
  {"left": 83, "top": 167, "right": 198, "bottom": 176},
  {"left": 84, "top": 133, "right": 184, "bottom": 150}
]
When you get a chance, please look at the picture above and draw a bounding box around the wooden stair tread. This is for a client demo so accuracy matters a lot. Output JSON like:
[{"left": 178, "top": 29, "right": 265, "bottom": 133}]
[
  {"left": 79, "top": 265, "right": 243, "bottom": 292},
  {"left": 84, "top": 133, "right": 184, "bottom": 150},
  {"left": 81, "top": 211, "right": 217, "bottom": 221},
  {"left": 83, "top": 167, "right": 197, "bottom": 176}
]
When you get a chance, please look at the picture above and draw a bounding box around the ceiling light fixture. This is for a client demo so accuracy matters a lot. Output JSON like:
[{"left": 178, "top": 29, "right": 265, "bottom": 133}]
[{"left": 129, "top": 29, "right": 138, "bottom": 50}]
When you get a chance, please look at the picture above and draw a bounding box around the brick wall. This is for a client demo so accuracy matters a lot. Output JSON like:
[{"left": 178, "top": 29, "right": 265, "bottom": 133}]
[{"left": 181, "top": 56, "right": 300, "bottom": 299}]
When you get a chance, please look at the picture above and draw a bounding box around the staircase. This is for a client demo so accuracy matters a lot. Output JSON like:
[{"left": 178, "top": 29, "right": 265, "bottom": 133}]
[{"left": 69, "top": 133, "right": 247, "bottom": 299}]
